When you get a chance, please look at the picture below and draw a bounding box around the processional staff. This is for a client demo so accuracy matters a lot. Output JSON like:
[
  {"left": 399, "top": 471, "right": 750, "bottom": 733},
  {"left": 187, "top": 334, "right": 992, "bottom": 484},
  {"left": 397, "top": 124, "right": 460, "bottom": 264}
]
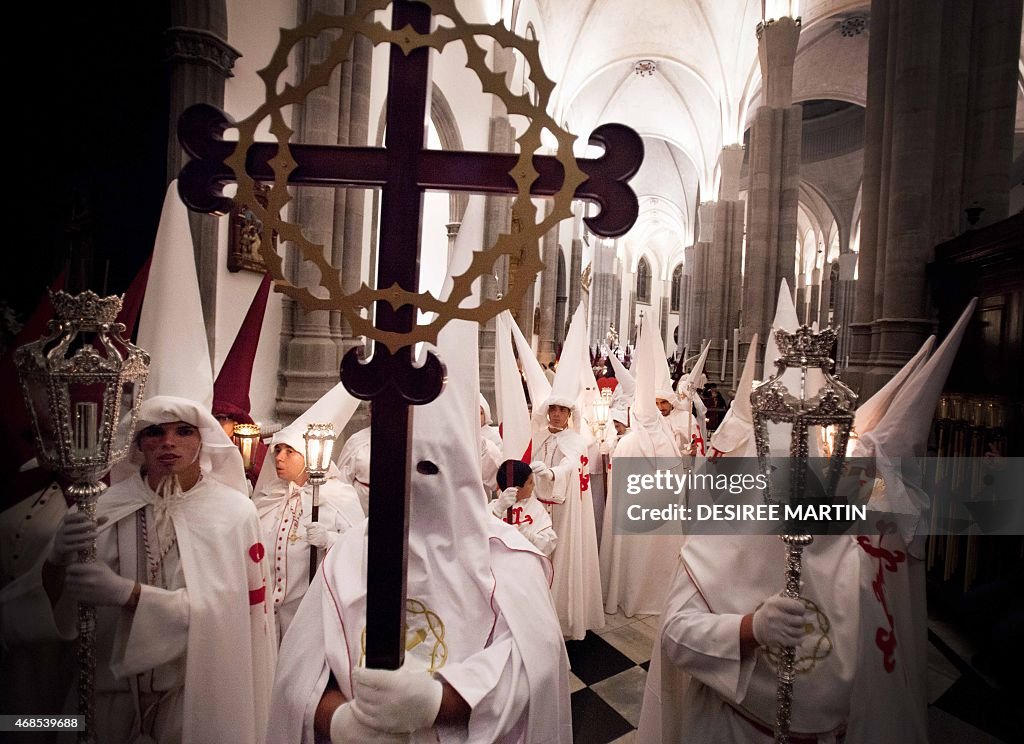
[{"left": 177, "top": 0, "right": 643, "bottom": 670}]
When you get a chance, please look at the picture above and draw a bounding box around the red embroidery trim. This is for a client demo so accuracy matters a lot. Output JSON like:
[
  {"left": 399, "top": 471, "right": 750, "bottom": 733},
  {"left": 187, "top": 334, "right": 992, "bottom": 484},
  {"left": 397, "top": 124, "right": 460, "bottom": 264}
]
[
  {"left": 579, "top": 454, "right": 590, "bottom": 494},
  {"left": 249, "top": 586, "right": 266, "bottom": 605},
  {"left": 856, "top": 520, "right": 906, "bottom": 673}
]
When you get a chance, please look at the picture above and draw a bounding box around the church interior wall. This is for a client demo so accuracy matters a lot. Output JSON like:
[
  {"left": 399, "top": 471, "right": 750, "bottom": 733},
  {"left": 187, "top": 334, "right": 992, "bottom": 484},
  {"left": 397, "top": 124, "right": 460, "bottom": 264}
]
[{"left": 216, "top": 0, "right": 300, "bottom": 424}]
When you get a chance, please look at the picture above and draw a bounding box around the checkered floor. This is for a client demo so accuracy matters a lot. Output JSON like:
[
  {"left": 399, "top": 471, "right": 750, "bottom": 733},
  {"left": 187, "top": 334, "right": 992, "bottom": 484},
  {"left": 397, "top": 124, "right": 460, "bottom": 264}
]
[{"left": 564, "top": 611, "right": 1017, "bottom": 743}]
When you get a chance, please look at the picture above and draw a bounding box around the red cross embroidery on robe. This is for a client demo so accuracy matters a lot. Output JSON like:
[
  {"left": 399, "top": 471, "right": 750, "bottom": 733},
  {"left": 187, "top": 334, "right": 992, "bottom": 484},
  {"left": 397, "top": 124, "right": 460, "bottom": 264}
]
[
  {"left": 507, "top": 506, "right": 534, "bottom": 526},
  {"left": 857, "top": 520, "right": 906, "bottom": 673},
  {"left": 579, "top": 454, "right": 590, "bottom": 494}
]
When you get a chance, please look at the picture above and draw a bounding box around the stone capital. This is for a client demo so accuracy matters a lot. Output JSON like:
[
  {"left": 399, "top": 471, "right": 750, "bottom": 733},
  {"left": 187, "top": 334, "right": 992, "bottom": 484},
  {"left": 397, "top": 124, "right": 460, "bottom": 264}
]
[
  {"left": 164, "top": 27, "right": 240, "bottom": 77},
  {"left": 718, "top": 145, "right": 745, "bottom": 201},
  {"left": 756, "top": 16, "right": 801, "bottom": 108}
]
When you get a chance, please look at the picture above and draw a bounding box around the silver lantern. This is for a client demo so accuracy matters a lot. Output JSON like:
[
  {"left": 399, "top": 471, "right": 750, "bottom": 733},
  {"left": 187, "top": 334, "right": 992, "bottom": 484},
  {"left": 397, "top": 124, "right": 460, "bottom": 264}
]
[
  {"left": 15, "top": 290, "right": 149, "bottom": 743},
  {"left": 750, "top": 325, "right": 856, "bottom": 744},
  {"left": 303, "top": 422, "right": 336, "bottom": 584}
]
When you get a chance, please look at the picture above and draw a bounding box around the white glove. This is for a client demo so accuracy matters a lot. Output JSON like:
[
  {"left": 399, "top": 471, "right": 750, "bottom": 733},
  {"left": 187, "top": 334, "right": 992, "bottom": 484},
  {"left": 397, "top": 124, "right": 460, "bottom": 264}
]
[
  {"left": 49, "top": 511, "right": 97, "bottom": 566},
  {"left": 492, "top": 487, "right": 518, "bottom": 515},
  {"left": 64, "top": 561, "right": 136, "bottom": 607},
  {"left": 330, "top": 702, "right": 410, "bottom": 744},
  {"left": 529, "top": 461, "right": 554, "bottom": 481},
  {"left": 752, "top": 593, "right": 807, "bottom": 648},
  {"left": 352, "top": 665, "right": 444, "bottom": 734},
  {"left": 305, "top": 522, "right": 330, "bottom": 549}
]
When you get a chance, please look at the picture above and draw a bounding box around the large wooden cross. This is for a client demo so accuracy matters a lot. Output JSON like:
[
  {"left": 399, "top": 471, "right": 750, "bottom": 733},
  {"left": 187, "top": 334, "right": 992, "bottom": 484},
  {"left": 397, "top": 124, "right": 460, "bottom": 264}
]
[{"left": 178, "top": 0, "right": 643, "bottom": 670}]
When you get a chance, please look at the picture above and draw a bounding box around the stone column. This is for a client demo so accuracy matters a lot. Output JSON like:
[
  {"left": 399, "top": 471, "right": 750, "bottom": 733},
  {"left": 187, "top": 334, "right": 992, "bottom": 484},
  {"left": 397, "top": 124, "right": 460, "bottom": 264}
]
[
  {"left": 478, "top": 44, "right": 517, "bottom": 407},
  {"left": 568, "top": 237, "right": 583, "bottom": 321},
  {"left": 741, "top": 16, "right": 802, "bottom": 363},
  {"left": 335, "top": 0, "right": 373, "bottom": 436},
  {"left": 681, "top": 245, "right": 695, "bottom": 358},
  {"left": 960, "top": 0, "right": 1022, "bottom": 229},
  {"left": 705, "top": 145, "right": 745, "bottom": 382},
  {"left": 590, "top": 240, "right": 618, "bottom": 352},
  {"left": 834, "top": 253, "right": 857, "bottom": 371},
  {"left": 165, "top": 7, "right": 240, "bottom": 353},
  {"left": 537, "top": 203, "right": 558, "bottom": 364},
  {"left": 277, "top": 0, "right": 345, "bottom": 420}
]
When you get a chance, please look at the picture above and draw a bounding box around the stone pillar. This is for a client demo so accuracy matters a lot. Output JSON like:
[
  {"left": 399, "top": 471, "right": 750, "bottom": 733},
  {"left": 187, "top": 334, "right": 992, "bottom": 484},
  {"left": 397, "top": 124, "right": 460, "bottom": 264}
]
[
  {"left": 590, "top": 240, "right": 618, "bottom": 352},
  {"left": 847, "top": 1, "right": 890, "bottom": 385},
  {"left": 960, "top": 0, "right": 1022, "bottom": 229},
  {"left": 686, "top": 240, "right": 708, "bottom": 356},
  {"left": 165, "top": 7, "right": 240, "bottom": 353},
  {"left": 808, "top": 267, "right": 821, "bottom": 327},
  {"left": 741, "top": 16, "right": 802, "bottom": 359},
  {"left": 705, "top": 145, "right": 745, "bottom": 382},
  {"left": 478, "top": 44, "right": 517, "bottom": 407},
  {"left": 834, "top": 253, "right": 857, "bottom": 371},
  {"left": 537, "top": 203, "right": 558, "bottom": 364},
  {"left": 681, "top": 244, "right": 695, "bottom": 358},
  {"left": 336, "top": 0, "right": 372, "bottom": 436},
  {"left": 277, "top": 0, "right": 345, "bottom": 420},
  {"left": 568, "top": 237, "right": 583, "bottom": 322}
]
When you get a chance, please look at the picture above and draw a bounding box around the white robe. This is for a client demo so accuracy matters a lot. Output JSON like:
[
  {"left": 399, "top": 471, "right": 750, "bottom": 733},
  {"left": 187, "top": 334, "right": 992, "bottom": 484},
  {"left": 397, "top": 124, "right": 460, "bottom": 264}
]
[
  {"left": 600, "top": 428, "right": 685, "bottom": 617},
  {"left": 1, "top": 473, "right": 276, "bottom": 744},
  {"left": 254, "top": 475, "right": 364, "bottom": 640},
  {"left": 491, "top": 493, "right": 557, "bottom": 557},
  {"left": 337, "top": 426, "right": 371, "bottom": 514},
  {"left": 638, "top": 535, "right": 862, "bottom": 744},
  {"left": 0, "top": 484, "right": 74, "bottom": 743},
  {"left": 266, "top": 521, "right": 572, "bottom": 744},
  {"left": 532, "top": 427, "right": 605, "bottom": 639}
]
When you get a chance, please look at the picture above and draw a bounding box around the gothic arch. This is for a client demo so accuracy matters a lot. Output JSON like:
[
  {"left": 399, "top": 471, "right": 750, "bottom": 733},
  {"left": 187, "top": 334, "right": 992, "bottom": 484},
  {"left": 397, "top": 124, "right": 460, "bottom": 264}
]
[{"left": 374, "top": 82, "right": 468, "bottom": 223}]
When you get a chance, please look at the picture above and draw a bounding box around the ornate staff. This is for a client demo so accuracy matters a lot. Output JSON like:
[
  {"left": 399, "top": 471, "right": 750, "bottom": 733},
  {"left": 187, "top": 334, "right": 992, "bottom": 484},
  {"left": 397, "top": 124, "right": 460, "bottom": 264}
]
[
  {"left": 16, "top": 291, "right": 149, "bottom": 744},
  {"left": 751, "top": 326, "right": 855, "bottom": 743},
  {"left": 303, "top": 423, "right": 336, "bottom": 584}
]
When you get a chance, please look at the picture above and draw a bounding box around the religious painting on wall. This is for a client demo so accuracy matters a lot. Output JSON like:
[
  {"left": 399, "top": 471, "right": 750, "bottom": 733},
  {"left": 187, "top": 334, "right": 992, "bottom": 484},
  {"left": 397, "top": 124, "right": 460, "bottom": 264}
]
[{"left": 228, "top": 182, "right": 276, "bottom": 273}]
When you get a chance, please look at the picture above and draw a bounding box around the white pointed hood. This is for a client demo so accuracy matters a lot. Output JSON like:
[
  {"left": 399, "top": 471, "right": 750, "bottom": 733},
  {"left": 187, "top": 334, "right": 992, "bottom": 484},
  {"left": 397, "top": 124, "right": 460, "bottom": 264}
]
[
  {"left": 762, "top": 278, "right": 798, "bottom": 380},
  {"left": 137, "top": 180, "right": 213, "bottom": 407},
  {"left": 677, "top": 340, "right": 710, "bottom": 399},
  {"left": 709, "top": 334, "right": 758, "bottom": 457},
  {"left": 848, "top": 335, "right": 935, "bottom": 457},
  {"left": 537, "top": 303, "right": 587, "bottom": 431},
  {"left": 495, "top": 311, "right": 532, "bottom": 461},
  {"left": 860, "top": 299, "right": 977, "bottom": 460},
  {"left": 607, "top": 351, "right": 635, "bottom": 409},
  {"left": 631, "top": 314, "right": 682, "bottom": 456},
  {"left": 510, "top": 316, "right": 552, "bottom": 411}
]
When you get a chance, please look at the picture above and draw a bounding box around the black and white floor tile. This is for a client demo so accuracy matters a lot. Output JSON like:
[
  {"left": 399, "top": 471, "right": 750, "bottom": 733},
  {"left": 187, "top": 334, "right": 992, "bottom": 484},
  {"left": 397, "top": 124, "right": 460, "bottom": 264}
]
[{"left": 563, "top": 611, "right": 1017, "bottom": 743}]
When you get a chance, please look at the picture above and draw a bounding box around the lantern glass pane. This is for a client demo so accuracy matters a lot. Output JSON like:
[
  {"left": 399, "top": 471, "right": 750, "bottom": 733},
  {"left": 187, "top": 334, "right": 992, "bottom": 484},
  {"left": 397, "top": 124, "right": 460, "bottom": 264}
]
[
  {"left": 25, "top": 377, "right": 59, "bottom": 463},
  {"left": 66, "top": 381, "right": 107, "bottom": 460},
  {"left": 113, "top": 379, "right": 142, "bottom": 452}
]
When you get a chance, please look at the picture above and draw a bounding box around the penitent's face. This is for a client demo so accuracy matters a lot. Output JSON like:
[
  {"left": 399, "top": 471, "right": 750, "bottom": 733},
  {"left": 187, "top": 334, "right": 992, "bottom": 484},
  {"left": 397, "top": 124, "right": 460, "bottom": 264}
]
[
  {"left": 138, "top": 421, "right": 202, "bottom": 483},
  {"left": 656, "top": 398, "right": 674, "bottom": 417},
  {"left": 547, "top": 404, "right": 571, "bottom": 431},
  {"left": 274, "top": 443, "right": 308, "bottom": 485}
]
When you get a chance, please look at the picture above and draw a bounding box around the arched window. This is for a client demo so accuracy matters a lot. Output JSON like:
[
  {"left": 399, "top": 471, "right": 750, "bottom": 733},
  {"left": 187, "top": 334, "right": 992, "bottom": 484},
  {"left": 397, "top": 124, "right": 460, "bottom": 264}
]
[
  {"left": 636, "top": 257, "right": 651, "bottom": 304},
  {"left": 670, "top": 264, "right": 683, "bottom": 312}
]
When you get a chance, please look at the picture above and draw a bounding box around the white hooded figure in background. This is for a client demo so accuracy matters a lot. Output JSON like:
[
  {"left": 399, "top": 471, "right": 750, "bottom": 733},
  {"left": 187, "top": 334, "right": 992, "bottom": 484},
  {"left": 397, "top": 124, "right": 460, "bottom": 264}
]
[
  {"left": 250, "top": 381, "right": 365, "bottom": 642},
  {"left": 600, "top": 314, "right": 685, "bottom": 618},
  {"left": 530, "top": 303, "right": 606, "bottom": 640},
  {"left": 337, "top": 423, "right": 372, "bottom": 515},
  {"left": 707, "top": 334, "right": 759, "bottom": 460},
  {"left": 4, "top": 396, "right": 276, "bottom": 744}
]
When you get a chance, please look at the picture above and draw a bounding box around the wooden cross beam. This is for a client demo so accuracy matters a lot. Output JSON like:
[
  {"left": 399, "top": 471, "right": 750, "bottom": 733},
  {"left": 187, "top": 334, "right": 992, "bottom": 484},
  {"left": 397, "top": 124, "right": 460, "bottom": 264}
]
[{"left": 178, "top": 0, "right": 643, "bottom": 670}]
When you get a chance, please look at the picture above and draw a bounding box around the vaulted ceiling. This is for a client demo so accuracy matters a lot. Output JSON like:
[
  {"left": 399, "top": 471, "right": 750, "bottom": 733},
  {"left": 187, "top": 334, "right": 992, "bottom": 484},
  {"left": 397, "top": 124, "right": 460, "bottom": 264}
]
[{"left": 507, "top": 0, "right": 874, "bottom": 247}]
